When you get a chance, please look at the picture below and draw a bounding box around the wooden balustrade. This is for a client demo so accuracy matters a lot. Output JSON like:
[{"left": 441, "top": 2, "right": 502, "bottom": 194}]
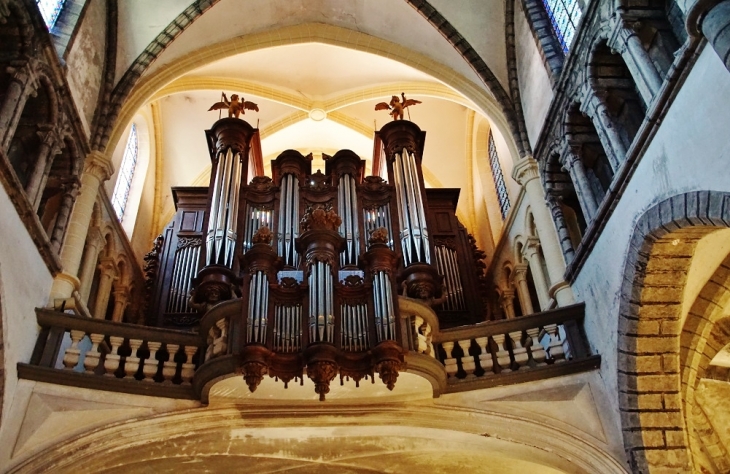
[
  {"left": 402, "top": 302, "right": 600, "bottom": 393},
  {"left": 19, "top": 308, "right": 201, "bottom": 399}
]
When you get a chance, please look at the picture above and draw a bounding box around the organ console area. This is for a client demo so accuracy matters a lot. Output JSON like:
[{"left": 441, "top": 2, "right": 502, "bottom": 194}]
[{"left": 144, "top": 116, "right": 489, "bottom": 399}]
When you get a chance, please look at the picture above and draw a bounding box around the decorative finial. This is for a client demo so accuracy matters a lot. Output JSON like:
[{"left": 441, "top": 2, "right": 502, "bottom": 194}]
[
  {"left": 300, "top": 204, "right": 342, "bottom": 232},
  {"left": 374, "top": 92, "right": 422, "bottom": 121},
  {"left": 251, "top": 226, "right": 273, "bottom": 245},
  {"left": 368, "top": 227, "right": 389, "bottom": 246},
  {"left": 208, "top": 92, "right": 259, "bottom": 119}
]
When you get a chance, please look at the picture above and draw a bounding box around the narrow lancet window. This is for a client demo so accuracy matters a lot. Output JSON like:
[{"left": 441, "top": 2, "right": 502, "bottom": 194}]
[
  {"left": 542, "top": 0, "right": 582, "bottom": 53},
  {"left": 488, "top": 131, "right": 510, "bottom": 219},
  {"left": 111, "top": 124, "right": 138, "bottom": 222},
  {"left": 36, "top": 0, "right": 67, "bottom": 29}
]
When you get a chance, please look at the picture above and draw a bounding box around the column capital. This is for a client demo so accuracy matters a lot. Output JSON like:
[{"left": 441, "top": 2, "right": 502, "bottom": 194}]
[
  {"left": 513, "top": 263, "right": 529, "bottom": 281},
  {"left": 6, "top": 60, "right": 36, "bottom": 87},
  {"left": 98, "top": 257, "right": 118, "bottom": 276},
  {"left": 83, "top": 151, "right": 115, "bottom": 182},
  {"left": 522, "top": 237, "right": 541, "bottom": 258},
  {"left": 511, "top": 155, "right": 540, "bottom": 186},
  {"left": 607, "top": 12, "right": 641, "bottom": 53},
  {"left": 86, "top": 227, "right": 106, "bottom": 248}
]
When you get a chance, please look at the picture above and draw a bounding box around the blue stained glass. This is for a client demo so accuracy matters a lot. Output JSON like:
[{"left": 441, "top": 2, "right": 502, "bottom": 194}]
[
  {"left": 36, "top": 0, "right": 66, "bottom": 29},
  {"left": 542, "top": 0, "right": 582, "bottom": 53},
  {"left": 488, "top": 131, "right": 511, "bottom": 220},
  {"left": 111, "top": 125, "right": 139, "bottom": 222}
]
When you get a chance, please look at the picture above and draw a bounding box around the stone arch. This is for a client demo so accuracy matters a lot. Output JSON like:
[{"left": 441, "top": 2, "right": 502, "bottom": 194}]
[{"left": 617, "top": 191, "right": 730, "bottom": 472}]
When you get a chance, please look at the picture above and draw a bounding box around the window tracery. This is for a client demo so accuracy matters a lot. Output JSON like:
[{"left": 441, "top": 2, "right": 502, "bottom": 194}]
[
  {"left": 111, "top": 124, "right": 138, "bottom": 222},
  {"left": 488, "top": 131, "right": 510, "bottom": 219},
  {"left": 36, "top": 0, "right": 67, "bottom": 29},
  {"left": 541, "top": 0, "right": 581, "bottom": 53}
]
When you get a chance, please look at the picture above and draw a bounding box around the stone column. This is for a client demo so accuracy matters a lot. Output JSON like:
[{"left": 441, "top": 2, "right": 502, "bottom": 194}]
[
  {"left": 560, "top": 146, "right": 599, "bottom": 221},
  {"left": 50, "top": 151, "right": 114, "bottom": 302},
  {"left": 522, "top": 237, "right": 550, "bottom": 310},
  {"left": 0, "top": 61, "right": 35, "bottom": 150},
  {"left": 545, "top": 193, "right": 576, "bottom": 264},
  {"left": 700, "top": 0, "right": 730, "bottom": 72},
  {"left": 500, "top": 288, "right": 517, "bottom": 319},
  {"left": 92, "top": 258, "right": 117, "bottom": 319},
  {"left": 512, "top": 157, "right": 575, "bottom": 305},
  {"left": 78, "top": 227, "right": 106, "bottom": 304},
  {"left": 583, "top": 90, "right": 627, "bottom": 169},
  {"left": 26, "top": 127, "right": 61, "bottom": 211},
  {"left": 49, "top": 180, "right": 80, "bottom": 253},
  {"left": 513, "top": 263, "right": 535, "bottom": 315},
  {"left": 608, "top": 15, "right": 664, "bottom": 102},
  {"left": 111, "top": 285, "right": 130, "bottom": 322}
]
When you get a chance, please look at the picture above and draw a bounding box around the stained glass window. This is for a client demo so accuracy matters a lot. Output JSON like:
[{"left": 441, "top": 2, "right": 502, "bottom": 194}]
[
  {"left": 111, "top": 124, "right": 138, "bottom": 222},
  {"left": 488, "top": 131, "right": 511, "bottom": 220},
  {"left": 542, "top": 0, "right": 582, "bottom": 53},
  {"left": 36, "top": 0, "right": 67, "bottom": 29}
]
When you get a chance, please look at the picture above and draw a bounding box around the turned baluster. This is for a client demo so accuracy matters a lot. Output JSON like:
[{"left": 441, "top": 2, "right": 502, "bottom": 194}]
[
  {"left": 181, "top": 345, "right": 197, "bottom": 384},
  {"left": 457, "top": 339, "right": 476, "bottom": 378},
  {"left": 124, "top": 339, "right": 143, "bottom": 378},
  {"left": 206, "top": 326, "right": 217, "bottom": 361},
  {"left": 213, "top": 319, "right": 228, "bottom": 356},
  {"left": 542, "top": 324, "right": 566, "bottom": 363},
  {"left": 441, "top": 342, "right": 459, "bottom": 378},
  {"left": 492, "top": 334, "right": 512, "bottom": 373},
  {"left": 63, "top": 330, "right": 85, "bottom": 370},
  {"left": 423, "top": 321, "right": 434, "bottom": 357},
  {"left": 525, "top": 328, "right": 547, "bottom": 365},
  {"left": 559, "top": 324, "right": 573, "bottom": 360},
  {"left": 509, "top": 331, "right": 529, "bottom": 369},
  {"left": 413, "top": 315, "right": 427, "bottom": 353},
  {"left": 162, "top": 344, "right": 179, "bottom": 383},
  {"left": 143, "top": 342, "right": 161, "bottom": 382},
  {"left": 475, "top": 336, "right": 494, "bottom": 375},
  {"left": 104, "top": 336, "right": 124, "bottom": 376},
  {"left": 83, "top": 334, "right": 105, "bottom": 374}
]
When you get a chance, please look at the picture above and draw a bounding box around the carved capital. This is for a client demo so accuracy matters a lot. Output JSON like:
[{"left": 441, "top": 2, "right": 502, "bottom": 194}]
[
  {"left": 522, "top": 236, "right": 541, "bottom": 259},
  {"left": 511, "top": 156, "right": 539, "bottom": 186},
  {"left": 83, "top": 151, "right": 115, "bottom": 182},
  {"left": 513, "top": 263, "right": 529, "bottom": 282},
  {"left": 607, "top": 13, "right": 640, "bottom": 53}
]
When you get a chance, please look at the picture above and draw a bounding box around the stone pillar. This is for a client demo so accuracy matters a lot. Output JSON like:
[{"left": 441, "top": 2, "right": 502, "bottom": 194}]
[
  {"left": 513, "top": 264, "right": 535, "bottom": 315},
  {"left": 92, "top": 258, "right": 117, "bottom": 319},
  {"left": 701, "top": 0, "right": 730, "bottom": 72},
  {"left": 78, "top": 227, "right": 106, "bottom": 304},
  {"left": 500, "top": 288, "right": 517, "bottom": 319},
  {"left": 560, "top": 147, "right": 599, "bottom": 221},
  {"left": 0, "top": 61, "right": 35, "bottom": 150},
  {"left": 111, "top": 285, "right": 130, "bottom": 322},
  {"left": 583, "top": 90, "right": 627, "bottom": 169},
  {"left": 26, "top": 128, "right": 61, "bottom": 210},
  {"left": 49, "top": 180, "right": 80, "bottom": 253},
  {"left": 50, "top": 151, "right": 114, "bottom": 301},
  {"left": 608, "top": 15, "right": 664, "bottom": 102},
  {"left": 522, "top": 237, "right": 550, "bottom": 310},
  {"left": 545, "top": 193, "right": 576, "bottom": 264},
  {"left": 512, "top": 157, "right": 575, "bottom": 305}
]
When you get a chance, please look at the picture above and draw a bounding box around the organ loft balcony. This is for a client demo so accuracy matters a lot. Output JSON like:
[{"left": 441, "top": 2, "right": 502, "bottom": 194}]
[{"left": 19, "top": 116, "right": 600, "bottom": 404}]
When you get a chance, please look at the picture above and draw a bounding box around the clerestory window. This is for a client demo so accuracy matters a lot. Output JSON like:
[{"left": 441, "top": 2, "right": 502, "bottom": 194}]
[
  {"left": 541, "top": 0, "right": 582, "bottom": 53},
  {"left": 36, "top": 0, "right": 67, "bottom": 29},
  {"left": 111, "top": 124, "right": 138, "bottom": 222},
  {"left": 488, "top": 131, "right": 510, "bottom": 220}
]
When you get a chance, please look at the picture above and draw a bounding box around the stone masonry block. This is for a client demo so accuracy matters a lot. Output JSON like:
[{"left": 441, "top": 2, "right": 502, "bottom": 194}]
[
  {"left": 664, "top": 430, "right": 686, "bottom": 448},
  {"left": 636, "top": 374, "right": 680, "bottom": 392}
]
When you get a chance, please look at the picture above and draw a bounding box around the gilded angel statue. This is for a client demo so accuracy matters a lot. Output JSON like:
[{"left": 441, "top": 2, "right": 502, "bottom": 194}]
[
  {"left": 208, "top": 92, "right": 259, "bottom": 118},
  {"left": 374, "top": 93, "right": 422, "bottom": 121}
]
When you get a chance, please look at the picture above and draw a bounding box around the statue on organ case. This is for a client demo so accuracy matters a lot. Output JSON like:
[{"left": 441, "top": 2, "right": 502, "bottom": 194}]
[
  {"left": 208, "top": 92, "right": 259, "bottom": 118},
  {"left": 375, "top": 92, "right": 422, "bottom": 121}
]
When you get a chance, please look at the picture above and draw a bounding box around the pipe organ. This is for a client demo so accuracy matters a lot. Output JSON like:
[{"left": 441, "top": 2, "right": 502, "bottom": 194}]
[{"left": 146, "top": 117, "right": 488, "bottom": 399}]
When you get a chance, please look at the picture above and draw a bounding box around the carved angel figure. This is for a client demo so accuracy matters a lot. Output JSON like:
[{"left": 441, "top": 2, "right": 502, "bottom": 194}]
[
  {"left": 374, "top": 93, "right": 422, "bottom": 121},
  {"left": 208, "top": 93, "right": 259, "bottom": 118}
]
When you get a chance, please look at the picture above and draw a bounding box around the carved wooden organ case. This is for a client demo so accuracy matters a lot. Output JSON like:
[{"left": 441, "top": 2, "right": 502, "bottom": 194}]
[{"left": 145, "top": 118, "right": 487, "bottom": 399}]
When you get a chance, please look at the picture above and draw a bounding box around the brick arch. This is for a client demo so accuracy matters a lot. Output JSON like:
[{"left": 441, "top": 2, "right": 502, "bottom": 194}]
[{"left": 617, "top": 191, "right": 730, "bottom": 473}]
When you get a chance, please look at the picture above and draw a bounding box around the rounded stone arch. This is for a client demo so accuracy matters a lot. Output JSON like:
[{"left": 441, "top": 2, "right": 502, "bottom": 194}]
[
  {"left": 514, "top": 235, "right": 527, "bottom": 263},
  {"left": 9, "top": 404, "right": 626, "bottom": 473},
  {"left": 103, "top": 22, "right": 521, "bottom": 166},
  {"left": 617, "top": 191, "right": 730, "bottom": 473}
]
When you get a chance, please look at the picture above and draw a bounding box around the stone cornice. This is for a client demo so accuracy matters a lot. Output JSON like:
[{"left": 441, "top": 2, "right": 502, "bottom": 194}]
[{"left": 511, "top": 155, "right": 540, "bottom": 186}]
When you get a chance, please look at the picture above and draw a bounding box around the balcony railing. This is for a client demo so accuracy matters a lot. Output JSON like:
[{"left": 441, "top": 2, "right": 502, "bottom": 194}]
[{"left": 19, "top": 301, "right": 599, "bottom": 400}]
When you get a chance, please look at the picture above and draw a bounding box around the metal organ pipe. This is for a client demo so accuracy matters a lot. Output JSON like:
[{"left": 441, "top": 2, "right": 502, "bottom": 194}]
[
  {"left": 373, "top": 270, "right": 396, "bottom": 342},
  {"left": 338, "top": 174, "right": 360, "bottom": 267},
  {"left": 206, "top": 148, "right": 243, "bottom": 267},
  {"left": 393, "top": 148, "right": 430, "bottom": 266},
  {"left": 278, "top": 174, "right": 300, "bottom": 267}
]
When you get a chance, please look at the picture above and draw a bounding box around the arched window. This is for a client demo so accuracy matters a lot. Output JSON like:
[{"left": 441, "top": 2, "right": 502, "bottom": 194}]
[
  {"left": 111, "top": 124, "right": 138, "bottom": 221},
  {"left": 488, "top": 131, "right": 511, "bottom": 219},
  {"left": 36, "top": 0, "right": 67, "bottom": 29},
  {"left": 541, "top": 0, "right": 582, "bottom": 53}
]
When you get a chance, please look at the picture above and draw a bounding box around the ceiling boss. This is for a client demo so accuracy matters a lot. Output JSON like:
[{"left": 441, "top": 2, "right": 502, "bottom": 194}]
[
  {"left": 208, "top": 92, "right": 259, "bottom": 118},
  {"left": 375, "top": 92, "right": 422, "bottom": 121}
]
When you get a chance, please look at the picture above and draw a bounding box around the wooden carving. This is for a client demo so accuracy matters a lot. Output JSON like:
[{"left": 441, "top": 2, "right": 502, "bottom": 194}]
[
  {"left": 374, "top": 93, "right": 422, "bottom": 121},
  {"left": 208, "top": 92, "right": 259, "bottom": 118}
]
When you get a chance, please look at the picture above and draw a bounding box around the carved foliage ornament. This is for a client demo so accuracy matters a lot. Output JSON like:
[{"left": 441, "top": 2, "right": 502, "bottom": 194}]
[
  {"left": 300, "top": 204, "right": 342, "bottom": 232},
  {"left": 251, "top": 226, "right": 273, "bottom": 245}
]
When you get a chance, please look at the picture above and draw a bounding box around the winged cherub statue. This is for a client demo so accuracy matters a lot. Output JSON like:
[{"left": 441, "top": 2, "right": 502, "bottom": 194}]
[
  {"left": 374, "top": 92, "right": 422, "bottom": 121},
  {"left": 208, "top": 92, "right": 259, "bottom": 118}
]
